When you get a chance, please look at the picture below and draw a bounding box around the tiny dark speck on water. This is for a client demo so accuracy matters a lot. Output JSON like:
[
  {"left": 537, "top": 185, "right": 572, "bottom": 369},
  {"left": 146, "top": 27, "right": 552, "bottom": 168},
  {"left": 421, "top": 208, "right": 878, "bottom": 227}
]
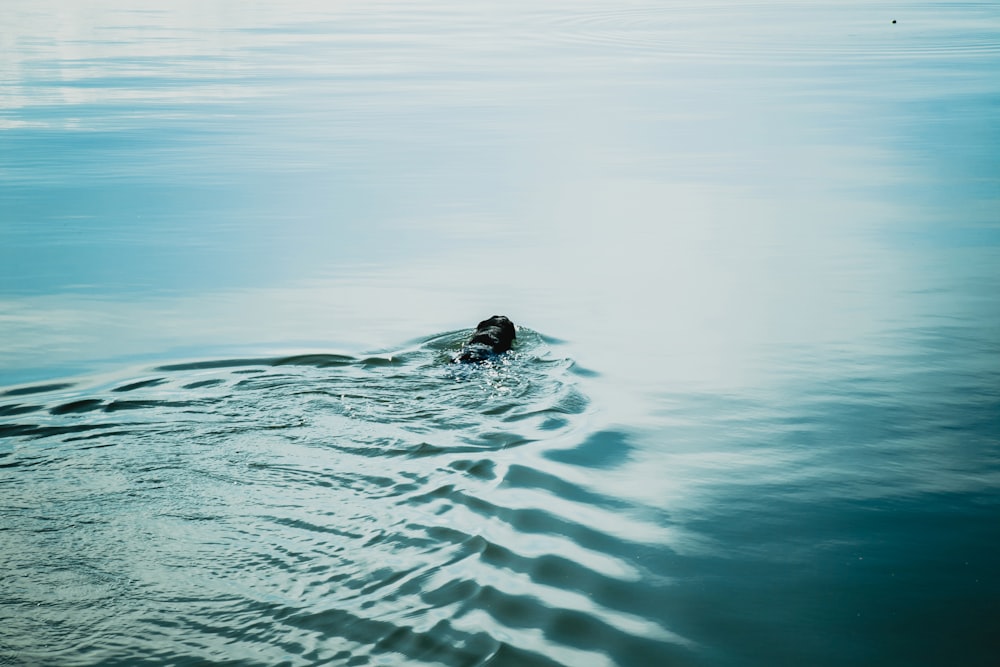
[{"left": 892, "top": 19, "right": 897, "bottom": 24}]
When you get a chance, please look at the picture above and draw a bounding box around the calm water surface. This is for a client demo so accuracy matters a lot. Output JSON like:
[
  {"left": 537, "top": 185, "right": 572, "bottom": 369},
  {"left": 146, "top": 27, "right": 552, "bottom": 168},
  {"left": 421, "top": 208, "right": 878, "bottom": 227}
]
[{"left": 2, "top": 1, "right": 999, "bottom": 665}]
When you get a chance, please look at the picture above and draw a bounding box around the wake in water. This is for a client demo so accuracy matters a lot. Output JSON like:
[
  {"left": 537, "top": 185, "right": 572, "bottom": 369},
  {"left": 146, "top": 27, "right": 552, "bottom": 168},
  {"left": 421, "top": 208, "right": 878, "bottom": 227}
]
[{"left": 0, "top": 326, "right": 693, "bottom": 667}]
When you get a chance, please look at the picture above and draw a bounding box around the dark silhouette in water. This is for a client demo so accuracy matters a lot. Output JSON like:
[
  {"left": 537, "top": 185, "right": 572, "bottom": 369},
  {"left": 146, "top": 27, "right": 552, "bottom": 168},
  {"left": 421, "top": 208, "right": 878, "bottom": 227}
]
[{"left": 455, "top": 315, "right": 516, "bottom": 363}]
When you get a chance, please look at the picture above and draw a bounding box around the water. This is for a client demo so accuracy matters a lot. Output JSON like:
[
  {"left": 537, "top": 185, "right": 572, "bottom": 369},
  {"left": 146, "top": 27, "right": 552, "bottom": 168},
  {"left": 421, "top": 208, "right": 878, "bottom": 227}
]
[{"left": 2, "top": 1, "right": 999, "bottom": 665}]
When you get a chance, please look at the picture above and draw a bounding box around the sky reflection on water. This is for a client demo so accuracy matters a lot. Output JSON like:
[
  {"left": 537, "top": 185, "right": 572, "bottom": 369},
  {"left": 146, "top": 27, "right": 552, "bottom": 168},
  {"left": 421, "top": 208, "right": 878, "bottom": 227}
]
[{"left": 2, "top": 0, "right": 998, "bottom": 411}]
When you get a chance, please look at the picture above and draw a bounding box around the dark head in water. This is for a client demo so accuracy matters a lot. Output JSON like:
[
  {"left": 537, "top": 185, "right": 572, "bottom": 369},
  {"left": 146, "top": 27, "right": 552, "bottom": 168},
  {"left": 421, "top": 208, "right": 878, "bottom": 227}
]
[{"left": 455, "top": 315, "right": 516, "bottom": 363}]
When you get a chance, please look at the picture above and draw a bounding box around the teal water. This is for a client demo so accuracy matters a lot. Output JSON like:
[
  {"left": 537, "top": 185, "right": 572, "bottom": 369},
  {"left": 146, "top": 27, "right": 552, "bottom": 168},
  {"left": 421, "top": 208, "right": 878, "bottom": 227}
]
[{"left": 2, "top": 1, "right": 999, "bottom": 665}]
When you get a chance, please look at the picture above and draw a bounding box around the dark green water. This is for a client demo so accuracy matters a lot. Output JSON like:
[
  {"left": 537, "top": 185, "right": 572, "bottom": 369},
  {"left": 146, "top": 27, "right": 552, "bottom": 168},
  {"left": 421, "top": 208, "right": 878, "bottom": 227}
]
[{"left": 2, "top": 1, "right": 999, "bottom": 665}]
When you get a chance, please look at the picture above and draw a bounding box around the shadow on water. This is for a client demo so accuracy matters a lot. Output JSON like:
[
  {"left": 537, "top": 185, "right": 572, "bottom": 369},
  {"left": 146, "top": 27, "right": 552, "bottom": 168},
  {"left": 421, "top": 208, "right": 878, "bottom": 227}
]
[{"left": 0, "top": 327, "right": 702, "bottom": 667}]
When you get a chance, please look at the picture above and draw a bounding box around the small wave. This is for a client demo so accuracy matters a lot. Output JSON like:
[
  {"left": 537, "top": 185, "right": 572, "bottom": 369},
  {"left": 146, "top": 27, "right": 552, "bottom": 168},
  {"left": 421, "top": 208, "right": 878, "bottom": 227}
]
[
  {"left": 0, "top": 328, "right": 695, "bottom": 666},
  {"left": 2, "top": 381, "right": 76, "bottom": 397}
]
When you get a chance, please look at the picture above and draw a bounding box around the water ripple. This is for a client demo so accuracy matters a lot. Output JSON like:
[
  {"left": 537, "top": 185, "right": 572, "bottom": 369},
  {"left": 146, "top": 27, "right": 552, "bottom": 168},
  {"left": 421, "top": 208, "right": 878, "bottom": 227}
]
[{"left": 0, "top": 328, "right": 695, "bottom": 665}]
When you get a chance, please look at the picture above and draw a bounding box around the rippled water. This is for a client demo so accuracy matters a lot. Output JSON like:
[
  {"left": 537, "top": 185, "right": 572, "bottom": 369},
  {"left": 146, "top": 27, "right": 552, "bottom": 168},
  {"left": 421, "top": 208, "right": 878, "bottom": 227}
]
[{"left": 3, "top": 1, "right": 1000, "bottom": 665}]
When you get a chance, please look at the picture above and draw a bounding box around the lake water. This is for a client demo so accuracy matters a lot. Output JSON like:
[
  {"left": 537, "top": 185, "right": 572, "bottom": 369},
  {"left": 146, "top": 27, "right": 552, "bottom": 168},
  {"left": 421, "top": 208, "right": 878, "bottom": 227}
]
[{"left": 2, "top": 1, "right": 999, "bottom": 665}]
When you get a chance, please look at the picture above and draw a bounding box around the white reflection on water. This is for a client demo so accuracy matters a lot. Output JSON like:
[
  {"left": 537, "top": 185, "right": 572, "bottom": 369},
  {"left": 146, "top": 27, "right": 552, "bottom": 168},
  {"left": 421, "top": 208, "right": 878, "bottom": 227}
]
[
  {"left": 0, "top": 0, "right": 996, "bottom": 417},
  {"left": 0, "top": 0, "right": 996, "bottom": 447}
]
